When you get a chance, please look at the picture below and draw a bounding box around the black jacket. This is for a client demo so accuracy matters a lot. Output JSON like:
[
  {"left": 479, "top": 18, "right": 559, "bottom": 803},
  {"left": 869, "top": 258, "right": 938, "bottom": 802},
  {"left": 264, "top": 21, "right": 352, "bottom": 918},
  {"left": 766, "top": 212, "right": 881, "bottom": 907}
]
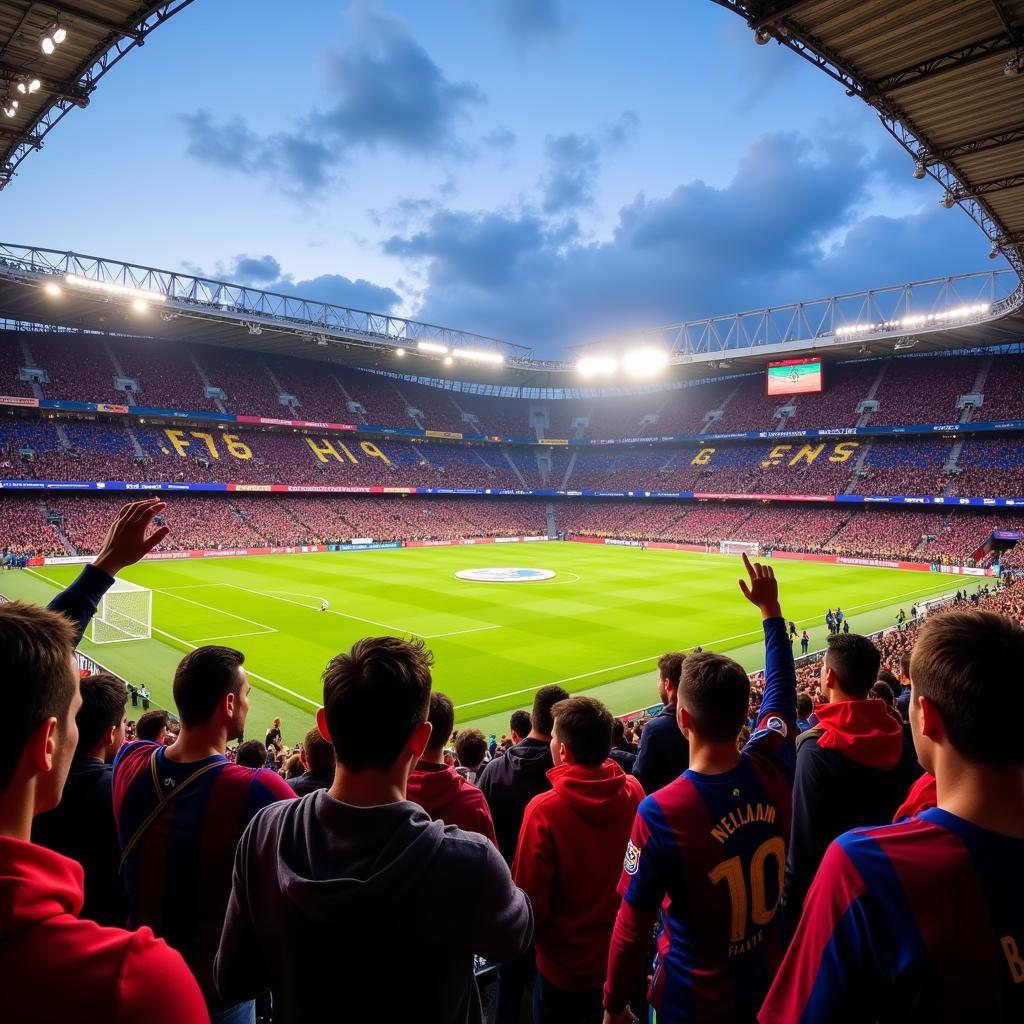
[
  {"left": 608, "top": 747, "right": 637, "bottom": 774},
  {"left": 477, "top": 738, "right": 553, "bottom": 863},
  {"left": 783, "top": 700, "right": 921, "bottom": 932},
  {"left": 286, "top": 771, "right": 333, "bottom": 797},
  {"left": 633, "top": 704, "right": 689, "bottom": 794}
]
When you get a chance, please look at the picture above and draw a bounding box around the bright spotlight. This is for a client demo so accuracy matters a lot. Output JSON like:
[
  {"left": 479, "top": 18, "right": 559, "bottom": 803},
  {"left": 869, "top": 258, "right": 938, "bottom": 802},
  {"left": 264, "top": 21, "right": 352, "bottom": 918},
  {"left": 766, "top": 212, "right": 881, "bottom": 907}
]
[
  {"left": 417, "top": 340, "right": 449, "bottom": 355},
  {"left": 577, "top": 356, "right": 618, "bottom": 378},
  {"left": 44, "top": 282, "right": 61, "bottom": 296},
  {"left": 16, "top": 79, "right": 41, "bottom": 95},
  {"left": 40, "top": 23, "right": 67, "bottom": 55},
  {"left": 939, "top": 192, "right": 956, "bottom": 209},
  {"left": 395, "top": 347, "right": 406, "bottom": 356},
  {"left": 132, "top": 299, "right": 149, "bottom": 313},
  {"left": 443, "top": 356, "right": 453, "bottom": 366},
  {"left": 754, "top": 27, "right": 771, "bottom": 45},
  {"left": 2, "top": 97, "right": 18, "bottom": 118},
  {"left": 622, "top": 348, "right": 669, "bottom": 378}
]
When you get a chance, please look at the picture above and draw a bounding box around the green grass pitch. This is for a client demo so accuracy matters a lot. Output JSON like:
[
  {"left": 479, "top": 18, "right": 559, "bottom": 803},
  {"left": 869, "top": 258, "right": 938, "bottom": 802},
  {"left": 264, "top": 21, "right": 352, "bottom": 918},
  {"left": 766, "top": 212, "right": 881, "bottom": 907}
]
[{"left": 2, "top": 544, "right": 967, "bottom": 746}]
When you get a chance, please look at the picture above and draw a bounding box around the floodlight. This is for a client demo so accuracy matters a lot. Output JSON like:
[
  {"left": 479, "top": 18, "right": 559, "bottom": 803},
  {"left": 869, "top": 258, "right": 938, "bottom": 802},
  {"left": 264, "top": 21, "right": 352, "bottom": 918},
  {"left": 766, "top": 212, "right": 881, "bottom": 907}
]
[
  {"left": 40, "top": 23, "right": 66, "bottom": 54},
  {"left": 16, "top": 79, "right": 41, "bottom": 95},
  {"left": 443, "top": 356, "right": 453, "bottom": 365},
  {"left": 2, "top": 96, "right": 18, "bottom": 118},
  {"left": 417, "top": 340, "right": 448, "bottom": 355},
  {"left": 44, "top": 282, "right": 61, "bottom": 296},
  {"left": 622, "top": 347, "right": 669, "bottom": 378},
  {"left": 912, "top": 160, "right": 925, "bottom": 179},
  {"left": 939, "top": 193, "right": 956, "bottom": 209},
  {"left": 65, "top": 273, "right": 166, "bottom": 305},
  {"left": 989, "top": 243, "right": 1000, "bottom": 260},
  {"left": 132, "top": 299, "right": 148, "bottom": 313},
  {"left": 577, "top": 356, "right": 618, "bottom": 377},
  {"left": 395, "top": 347, "right": 405, "bottom": 356},
  {"left": 452, "top": 347, "right": 504, "bottom": 365},
  {"left": 754, "top": 27, "right": 771, "bottom": 45}
]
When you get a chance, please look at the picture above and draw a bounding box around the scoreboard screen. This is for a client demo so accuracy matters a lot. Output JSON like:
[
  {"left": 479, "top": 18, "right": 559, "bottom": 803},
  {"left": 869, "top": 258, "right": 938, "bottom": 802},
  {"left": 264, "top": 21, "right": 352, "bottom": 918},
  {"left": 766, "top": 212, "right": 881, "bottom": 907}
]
[{"left": 766, "top": 357, "right": 823, "bottom": 396}]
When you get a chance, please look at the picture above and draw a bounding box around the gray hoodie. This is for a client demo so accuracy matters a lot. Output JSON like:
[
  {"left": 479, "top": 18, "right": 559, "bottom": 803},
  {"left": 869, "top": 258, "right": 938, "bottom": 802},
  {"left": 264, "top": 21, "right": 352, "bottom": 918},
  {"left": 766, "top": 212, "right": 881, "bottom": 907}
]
[{"left": 215, "top": 789, "right": 533, "bottom": 1024}]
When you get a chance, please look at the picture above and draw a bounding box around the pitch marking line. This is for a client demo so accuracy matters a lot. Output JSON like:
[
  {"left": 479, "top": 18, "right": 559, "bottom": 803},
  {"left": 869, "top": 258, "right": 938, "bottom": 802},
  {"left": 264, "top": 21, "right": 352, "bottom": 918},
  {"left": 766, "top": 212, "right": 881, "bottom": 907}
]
[
  {"left": 153, "top": 589, "right": 277, "bottom": 634},
  {"left": 188, "top": 630, "right": 278, "bottom": 643},
  {"left": 454, "top": 576, "right": 965, "bottom": 711},
  {"left": 24, "top": 569, "right": 318, "bottom": 710}
]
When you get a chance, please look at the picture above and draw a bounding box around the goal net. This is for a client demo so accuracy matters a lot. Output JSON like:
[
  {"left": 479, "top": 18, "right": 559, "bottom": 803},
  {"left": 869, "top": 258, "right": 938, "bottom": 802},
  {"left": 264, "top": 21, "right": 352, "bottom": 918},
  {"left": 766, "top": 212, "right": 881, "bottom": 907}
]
[
  {"left": 720, "top": 540, "right": 761, "bottom": 556},
  {"left": 89, "top": 580, "right": 152, "bottom": 644}
]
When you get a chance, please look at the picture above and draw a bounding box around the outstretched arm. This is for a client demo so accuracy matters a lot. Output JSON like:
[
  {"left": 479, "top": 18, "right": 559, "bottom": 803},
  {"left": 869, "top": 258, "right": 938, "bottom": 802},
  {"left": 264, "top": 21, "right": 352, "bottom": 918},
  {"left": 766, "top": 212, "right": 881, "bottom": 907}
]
[{"left": 47, "top": 497, "right": 170, "bottom": 643}]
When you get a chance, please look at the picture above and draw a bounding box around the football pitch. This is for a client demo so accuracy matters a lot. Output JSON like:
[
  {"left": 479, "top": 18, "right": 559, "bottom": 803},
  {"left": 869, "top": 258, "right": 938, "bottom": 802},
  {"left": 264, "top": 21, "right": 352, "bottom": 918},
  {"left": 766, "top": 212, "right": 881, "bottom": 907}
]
[{"left": 2, "top": 544, "right": 967, "bottom": 746}]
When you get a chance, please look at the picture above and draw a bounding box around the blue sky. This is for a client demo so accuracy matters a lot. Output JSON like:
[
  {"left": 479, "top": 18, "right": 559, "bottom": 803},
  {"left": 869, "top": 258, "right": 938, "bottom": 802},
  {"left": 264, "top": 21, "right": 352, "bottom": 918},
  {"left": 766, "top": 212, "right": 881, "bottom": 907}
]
[{"left": 3, "top": 0, "right": 1003, "bottom": 356}]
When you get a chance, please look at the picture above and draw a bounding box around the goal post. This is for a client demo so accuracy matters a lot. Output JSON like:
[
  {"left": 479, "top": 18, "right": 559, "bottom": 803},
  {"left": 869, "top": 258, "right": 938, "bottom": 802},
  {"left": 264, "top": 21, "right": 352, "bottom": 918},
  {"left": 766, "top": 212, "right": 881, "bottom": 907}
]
[
  {"left": 719, "top": 540, "right": 761, "bottom": 557},
  {"left": 89, "top": 580, "right": 152, "bottom": 644}
]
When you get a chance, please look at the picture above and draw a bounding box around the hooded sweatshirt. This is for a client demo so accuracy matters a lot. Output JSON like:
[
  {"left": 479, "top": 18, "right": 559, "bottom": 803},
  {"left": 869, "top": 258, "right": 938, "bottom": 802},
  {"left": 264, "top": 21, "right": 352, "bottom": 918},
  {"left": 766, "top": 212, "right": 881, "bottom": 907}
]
[
  {"left": 0, "top": 836, "right": 208, "bottom": 1024},
  {"left": 512, "top": 760, "right": 644, "bottom": 991},
  {"left": 478, "top": 737, "right": 554, "bottom": 862},
  {"left": 783, "top": 697, "right": 921, "bottom": 929},
  {"left": 214, "top": 790, "right": 533, "bottom": 1024},
  {"left": 408, "top": 762, "right": 497, "bottom": 844}
]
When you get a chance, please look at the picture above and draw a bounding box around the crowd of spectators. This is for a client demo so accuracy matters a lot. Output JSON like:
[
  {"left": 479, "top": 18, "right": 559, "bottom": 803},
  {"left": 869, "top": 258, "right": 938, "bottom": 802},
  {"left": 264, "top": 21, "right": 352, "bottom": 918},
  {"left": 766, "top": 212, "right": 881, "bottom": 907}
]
[{"left": 3, "top": 500, "right": 1020, "bottom": 1023}]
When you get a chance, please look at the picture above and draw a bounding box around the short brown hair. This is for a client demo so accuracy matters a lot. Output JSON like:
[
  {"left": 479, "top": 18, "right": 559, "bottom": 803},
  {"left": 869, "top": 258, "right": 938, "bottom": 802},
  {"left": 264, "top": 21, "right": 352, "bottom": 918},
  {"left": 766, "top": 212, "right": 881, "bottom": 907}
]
[
  {"left": 75, "top": 673, "right": 127, "bottom": 753},
  {"left": 136, "top": 709, "right": 170, "bottom": 741},
  {"left": 425, "top": 692, "right": 455, "bottom": 753},
  {"left": 455, "top": 728, "right": 488, "bottom": 770},
  {"left": 678, "top": 652, "right": 750, "bottom": 743},
  {"left": 658, "top": 652, "right": 685, "bottom": 687},
  {"left": 552, "top": 696, "right": 613, "bottom": 766},
  {"left": 322, "top": 636, "right": 433, "bottom": 771},
  {"left": 303, "top": 725, "right": 335, "bottom": 775},
  {"left": 173, "top": 646, "right": 246, "bottom": 727},
  {"left": 531, "top": 684, "right": 570, "bottom": 737},
  {"left": 825, "top": 634, "right": 880, "bottom": 698},
  {"left": 0, "top": 602, "right": 78, "bottom": 791},
  {"left": 911, "top": 610, "right": 1024, "bottom": 768}
]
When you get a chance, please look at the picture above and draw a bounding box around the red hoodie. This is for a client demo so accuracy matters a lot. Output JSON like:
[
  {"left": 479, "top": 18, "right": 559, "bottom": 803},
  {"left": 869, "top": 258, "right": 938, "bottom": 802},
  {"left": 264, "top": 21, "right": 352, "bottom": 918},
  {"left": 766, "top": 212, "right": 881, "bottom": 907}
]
[
  {"left": 512, "top": 760, "right": 644, "bottom": 991},
  {"left": 407, "top": 762, "right": 497, "bottom": 844},
  {"left": 0, "top": 836, "right": 208, "bottom": 1023},
  {"left": 893, "top": 771, "right": 938, "bottom": 821},
  {"left": 813, "top": 698, "right": 905, "bottom": 769}
]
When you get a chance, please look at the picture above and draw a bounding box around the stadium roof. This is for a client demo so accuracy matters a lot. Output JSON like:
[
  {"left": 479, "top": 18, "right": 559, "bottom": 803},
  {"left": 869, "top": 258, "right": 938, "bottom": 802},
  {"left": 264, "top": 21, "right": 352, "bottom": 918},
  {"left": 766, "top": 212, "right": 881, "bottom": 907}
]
[
  {"left": 714, "top": 0, "right": 1024, "bottom": 276},
  {"left": 0, "top": 1, "right": 194, "bottom": 188}
]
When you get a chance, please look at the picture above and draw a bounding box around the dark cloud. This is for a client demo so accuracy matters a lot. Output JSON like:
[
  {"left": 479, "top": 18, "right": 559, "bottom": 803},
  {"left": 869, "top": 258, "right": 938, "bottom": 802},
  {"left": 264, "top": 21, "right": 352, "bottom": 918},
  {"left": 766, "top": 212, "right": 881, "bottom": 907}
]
[
  {"left": 481, "top": 126, "right": 516, "bottom": 150},
  {"left": 539, "top": 111, "right": 638, "bottom": 214},
  {"left": 495, "top": 0, "right": 571, "bottom": 50},
  {"left": 181, "top": 8, "right": 482, "bottom": 196},
  {"left": 216, "top": 255, "right": 402, "bottom": 313},
  {"left": 383, "top": 131, "right": 994, "bottom": 354}
]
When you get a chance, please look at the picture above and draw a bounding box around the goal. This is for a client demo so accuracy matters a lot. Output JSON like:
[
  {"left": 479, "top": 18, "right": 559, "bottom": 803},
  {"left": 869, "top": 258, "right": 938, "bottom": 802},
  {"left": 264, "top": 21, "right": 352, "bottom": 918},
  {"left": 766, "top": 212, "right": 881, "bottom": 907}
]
[
  {"left": 89, "top": 580, "right": 152, "bottom": 644},
  {"left": 719, "top": 540, "right": 761, "bottom": 557}
]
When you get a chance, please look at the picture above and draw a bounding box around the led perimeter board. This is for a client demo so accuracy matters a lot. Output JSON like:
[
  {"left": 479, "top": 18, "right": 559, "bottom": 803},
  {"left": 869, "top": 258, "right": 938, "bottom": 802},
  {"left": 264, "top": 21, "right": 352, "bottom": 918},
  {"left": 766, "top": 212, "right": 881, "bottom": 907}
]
[{"left": 767, "top": 357, "right": 823, "bottom": 396}]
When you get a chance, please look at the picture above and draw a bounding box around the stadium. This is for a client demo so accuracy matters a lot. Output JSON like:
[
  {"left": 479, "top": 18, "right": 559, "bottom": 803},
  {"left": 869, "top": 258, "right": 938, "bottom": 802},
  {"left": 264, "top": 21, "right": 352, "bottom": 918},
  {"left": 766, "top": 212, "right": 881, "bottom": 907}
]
[{"left": 2, "top": 2, "right": 1023, "bottom": 1023}]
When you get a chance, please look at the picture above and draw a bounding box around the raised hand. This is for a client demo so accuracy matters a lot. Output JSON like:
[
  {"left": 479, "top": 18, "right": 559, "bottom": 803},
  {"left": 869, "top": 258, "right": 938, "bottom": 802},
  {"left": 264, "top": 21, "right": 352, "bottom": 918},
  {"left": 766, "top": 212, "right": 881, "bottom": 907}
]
[
  {"left": 92, "top": 497, "right": 171, "bottom": 577},
  {"left": 738, "top": 551, "right": 782, "bottom": 620}
]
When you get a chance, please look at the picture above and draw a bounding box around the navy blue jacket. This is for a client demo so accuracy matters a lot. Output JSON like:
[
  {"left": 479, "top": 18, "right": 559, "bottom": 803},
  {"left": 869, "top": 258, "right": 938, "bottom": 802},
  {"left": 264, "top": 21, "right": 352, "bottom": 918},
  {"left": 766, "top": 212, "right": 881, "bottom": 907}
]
[
  {"left": 46, "top": 564, "right": 114, "bottom": 643},
  {"left": 632, "top": 703, "right": 689, "bottom": 794}
]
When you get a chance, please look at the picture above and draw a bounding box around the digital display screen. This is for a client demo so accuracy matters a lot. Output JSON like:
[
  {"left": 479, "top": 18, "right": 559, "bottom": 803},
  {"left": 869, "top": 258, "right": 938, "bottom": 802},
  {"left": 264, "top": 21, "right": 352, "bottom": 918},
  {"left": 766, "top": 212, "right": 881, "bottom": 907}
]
[{"left": 766, "top": 357, "right": 823, "bottom": 396}]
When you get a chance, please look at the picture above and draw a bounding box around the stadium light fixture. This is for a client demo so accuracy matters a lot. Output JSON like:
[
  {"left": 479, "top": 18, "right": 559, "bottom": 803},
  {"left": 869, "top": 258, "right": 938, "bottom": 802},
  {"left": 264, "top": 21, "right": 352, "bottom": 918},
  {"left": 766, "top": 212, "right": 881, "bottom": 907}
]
[
  {"left": 2, "top": 96, "right": 18, "bottom": 118},
  {"left": 754, "top": 27, "right": 771, "bottom": 45},
  {"left": 40, "top": 22, "right": 67, "bottom": 55},
  {"left": 132, "top": 299, "right": 148, "bottom": 313},
  {"left": 44, "top": 282, "right": 61, "bottom": 296},
  {"left": 989, "top": 243, "right": 1000, "bottom": 260},
  {"left": 452, "top": 347, "right": 504, "bottom": 365},
  {"left": 395, "top": 347, "right": 406, "bottom": 356},
  {"left": 64, "top": 273, "right": 166, "bottom": 305},
  {"left": 417, "top": 340, "right": 449, "bottom": 355},
  {"left": 622, "top": 347, "right": 669, "bottom": 378},
  {"left": 16, "top": 79, "right": 41, "bottom": 96},
  {"left": 912, "top": 160, "right": 926, "bottom": 179},
  {"left": 443, "top": 356, "right": 453, "bottom": 366},
  {"left": 577, "top": 355, "right": 618, "bottom": 378},
  {"left": 939, "top": 192, "right": 956, "bottom": 209}
]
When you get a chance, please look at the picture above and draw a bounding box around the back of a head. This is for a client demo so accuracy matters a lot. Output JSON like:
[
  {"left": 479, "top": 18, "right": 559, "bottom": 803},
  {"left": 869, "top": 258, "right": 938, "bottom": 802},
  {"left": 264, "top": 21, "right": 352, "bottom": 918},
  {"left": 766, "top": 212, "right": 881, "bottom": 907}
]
[
  {"left": 509, "top": 709, "right": 531, "bottom": 738},
  {"left": 911, "top": 610, "right": 1024, "bottom": 769},
  {"left": 611, "top": 718, "right": 626, "bottom": 745},
  {"left": 235, "top": 739, "right": 267, "bottom": 769},
  {"left": 173, "top": 645, "right": 246, "bottom": 728},
  {"left": 302, "top": 725, "right": 335, "bottom": 775},
  {"left": 323, "top": 636, "right": 433, "bottom": 771},
  {"left": 678, "top": 651, "right": 750, "bottom": 743},
  {"left": 552, "top": 696, "right": 613, "bottom": 767},
  {"left": 75, "top": 673, "right": 128, "bottom": 753},
  {"left": 825, "top": 633, "right": 881, "bottom": 698},
  {"left": 658, "top": 652, "right": 685, "bottom": 688},
  {"left": 532, "top": 684, "right": 571, "bottom": 738},
  {"left": 136, "top": 708, "right": 171, "bottom": 741},
  {"left": 870, "top": 680, "right": 895, "bottom": 707},
  {"left": 900, "top": 650, "right": 912, "bottom": 681},
  {"left": 796, "top": 693, "right": 813, "bottom": 719},
  {"left": 425, "top": 691, "right": 455, "bottom": 753},
  {"left": 455, "top": 728, "right": 488, "bottom": 770},
  {"left": 0, "top": 602, "right": 78, "bottom": 792}
]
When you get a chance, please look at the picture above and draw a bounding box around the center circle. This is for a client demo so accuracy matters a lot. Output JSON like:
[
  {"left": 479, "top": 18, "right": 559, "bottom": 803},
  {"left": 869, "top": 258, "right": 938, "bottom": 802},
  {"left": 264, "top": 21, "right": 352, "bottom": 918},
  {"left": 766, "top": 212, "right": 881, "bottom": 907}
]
[{"left": 455, "top": 567, "right": 556, "bottom": 583}]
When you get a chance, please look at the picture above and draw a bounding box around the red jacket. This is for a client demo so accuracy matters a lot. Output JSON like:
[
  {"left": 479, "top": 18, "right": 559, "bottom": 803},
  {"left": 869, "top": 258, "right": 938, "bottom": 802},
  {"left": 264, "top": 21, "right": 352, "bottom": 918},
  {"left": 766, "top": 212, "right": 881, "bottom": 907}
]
[
  {"left": 512, "top": 760, "right": 644, "bottom": 991},
  {"left": 407, "top": 763, "right": 497, "bottom": 844},
  {"left": 0, "top": 835, "right": 208, "bottom": 1023},
  {"left": 893, "top": 771, "right": 937, "bottom": 821}
]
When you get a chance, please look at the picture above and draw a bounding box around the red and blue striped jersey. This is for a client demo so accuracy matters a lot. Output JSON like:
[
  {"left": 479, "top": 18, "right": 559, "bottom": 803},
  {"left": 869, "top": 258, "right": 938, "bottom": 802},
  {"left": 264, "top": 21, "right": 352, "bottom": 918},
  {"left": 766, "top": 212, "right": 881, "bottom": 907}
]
[
  {"left": 112, "top": 740, "right": 294, "bottom": 1008},
  {"left": 605, "top": 617, "right": 797, "bottom": 1023},
  {"left": 760, "top": 807, "right": 1024, "bottom": 1023}
]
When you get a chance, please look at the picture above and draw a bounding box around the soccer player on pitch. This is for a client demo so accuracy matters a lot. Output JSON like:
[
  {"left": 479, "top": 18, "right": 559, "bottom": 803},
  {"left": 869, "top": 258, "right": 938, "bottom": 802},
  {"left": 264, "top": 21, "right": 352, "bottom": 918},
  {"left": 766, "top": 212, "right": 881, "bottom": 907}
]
[
  {"left": 760, "top": 609, "right": 1024, "bottom": 1023},
  {"left": 603, "top": 553, "right": 796, "bottom": 1024}
]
